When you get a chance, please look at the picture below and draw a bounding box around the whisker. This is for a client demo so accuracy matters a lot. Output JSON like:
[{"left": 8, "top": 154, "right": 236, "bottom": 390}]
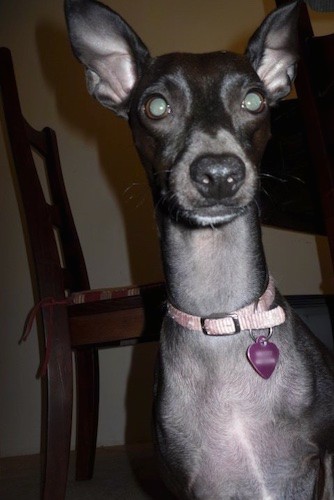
[
  {"left": 287, "top": 175, "right": 305, "bottom": 185},
  {"left": 153, "top": 169, "right": 172, "bottom": 176},
  {"left": 260, "top": 173, "right": 288, "bottom": 183},
  {"left": 123, "top": 181, "right": 149, "bottom": 208},
  {"left": 254, "top": 198, "right": 262, "bottom": 215},
  {"left": 260, "top": 186, "right": 275, "bottom": 203},
  {"left": 123, "top": 182, "right": 144, "bottom": 196}
]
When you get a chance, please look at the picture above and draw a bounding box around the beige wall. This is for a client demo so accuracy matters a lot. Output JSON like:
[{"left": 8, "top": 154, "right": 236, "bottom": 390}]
[{"left": 1, "top": 0, "right": 333, "bottom": 457}]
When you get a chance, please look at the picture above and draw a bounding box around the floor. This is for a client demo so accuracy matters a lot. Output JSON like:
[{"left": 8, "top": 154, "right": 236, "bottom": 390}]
[{"left": 0, "top": 444, "right": 176, "bottom": 499}]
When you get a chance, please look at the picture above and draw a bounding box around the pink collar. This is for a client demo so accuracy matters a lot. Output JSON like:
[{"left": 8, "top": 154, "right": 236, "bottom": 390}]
[{"left": 167, "top": 276, "right": 286, "bottom": 335}]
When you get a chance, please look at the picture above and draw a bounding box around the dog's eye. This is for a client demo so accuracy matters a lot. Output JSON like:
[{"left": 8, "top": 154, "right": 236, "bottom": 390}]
[
  {"left": 242, "top": 91, "right": 266, "bottom": 113},
  {"left": 144, "top": 96, "right": 171, "bottom": 120}
]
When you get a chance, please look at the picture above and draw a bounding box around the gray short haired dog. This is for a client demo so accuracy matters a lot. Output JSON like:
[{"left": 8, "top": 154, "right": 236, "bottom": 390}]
[{"left": 65, "top": 1, "right": 334, "bottom": 498}]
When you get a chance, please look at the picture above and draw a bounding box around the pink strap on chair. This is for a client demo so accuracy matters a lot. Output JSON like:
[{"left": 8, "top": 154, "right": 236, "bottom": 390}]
[
  {"left": 21, "top": 297, "right": 71, "bottom": 377},
  {"left": 21, "top": 286, "right": 142, "bottom": 377}
]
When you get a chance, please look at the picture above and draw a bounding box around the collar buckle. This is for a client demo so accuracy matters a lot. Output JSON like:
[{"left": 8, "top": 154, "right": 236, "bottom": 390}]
[
  {"left": 228, "top": 313, "right": 241, "bottom": 333},
  {"left": 201, "top": 313, "right": 241, "bottom": 335},
  {"left": 200, "top": 317, "right": 208, "bottom": 334}
]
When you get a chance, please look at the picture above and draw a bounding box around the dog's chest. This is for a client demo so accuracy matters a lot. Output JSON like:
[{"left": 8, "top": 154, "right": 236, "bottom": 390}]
[
  {"left": 155, "top": 328, "right": 317, "bottom": 498},
  {"left": 157, "top": 387, "right": 316, "bottom": 499}
]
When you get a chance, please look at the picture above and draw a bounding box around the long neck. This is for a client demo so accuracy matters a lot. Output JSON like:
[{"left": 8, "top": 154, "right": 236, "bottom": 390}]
[{"left": 158, "top": 203, "right": 268, "bottom": 317}]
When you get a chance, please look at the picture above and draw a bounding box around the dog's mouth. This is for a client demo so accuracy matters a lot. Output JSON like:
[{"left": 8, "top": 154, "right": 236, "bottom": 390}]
[
  {"left": 157, "top": 190, "right": 251, "bottom": 227},
  {"left": 178, "top": 206, "right": 247, "bottom": 227}
]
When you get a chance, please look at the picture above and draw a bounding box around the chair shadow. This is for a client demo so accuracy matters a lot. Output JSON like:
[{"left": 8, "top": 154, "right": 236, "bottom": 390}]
[{"left": 124, "top": 342, "right": 176, "bottom": 498}]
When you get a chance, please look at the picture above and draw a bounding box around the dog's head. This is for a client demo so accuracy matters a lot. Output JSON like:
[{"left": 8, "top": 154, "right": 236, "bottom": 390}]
[{"left": 65, "top": 0, "right": 300, "bottom": 226}]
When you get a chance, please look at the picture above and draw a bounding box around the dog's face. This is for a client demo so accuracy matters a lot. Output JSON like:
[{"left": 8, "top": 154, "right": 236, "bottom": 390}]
[
  {"left": 128, "top": 51, "right": 271, "bottom": 226},
  {"left": 65, "top": 0, "right": 300, "bottom": 226}
]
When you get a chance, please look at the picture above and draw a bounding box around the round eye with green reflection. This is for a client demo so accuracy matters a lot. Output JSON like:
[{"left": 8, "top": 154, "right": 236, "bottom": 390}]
[
  {"left": 242, "top": 91, "right": 266, "bottom": 113},
  {"left": 144, "top": 96, "right": 171, "bottom": 120}
]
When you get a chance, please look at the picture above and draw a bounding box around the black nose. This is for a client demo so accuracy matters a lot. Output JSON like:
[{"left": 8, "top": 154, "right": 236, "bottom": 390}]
[{"left": 190, "top": 154, "right": 246, "bottom": 201}]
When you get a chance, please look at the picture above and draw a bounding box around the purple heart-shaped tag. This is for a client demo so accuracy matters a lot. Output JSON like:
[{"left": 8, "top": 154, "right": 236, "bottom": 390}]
[{"left": 247, "top": 336, "right": 279, "bottom": 379}]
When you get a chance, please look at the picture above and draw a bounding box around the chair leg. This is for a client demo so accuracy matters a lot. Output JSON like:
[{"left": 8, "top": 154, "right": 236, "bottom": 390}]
[
  {"left": 41, "top": 334, "right": 73, "bottom": 500},
  {"left": 75, "top": 348, "right": 99, "bottom": 480}
]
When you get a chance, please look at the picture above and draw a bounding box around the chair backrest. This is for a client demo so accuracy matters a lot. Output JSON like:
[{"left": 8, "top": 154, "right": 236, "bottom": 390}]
[
  {"left": 0, "top": 47, "right": 90, "bottom": 302},
  {"left": 275, "top": 1, "right": 334, "bottom": 264}
]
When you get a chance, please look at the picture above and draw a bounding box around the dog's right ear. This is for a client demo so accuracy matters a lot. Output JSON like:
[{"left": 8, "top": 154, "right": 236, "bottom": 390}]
[
  {"left": 246, "top": 0, "right": 300, "bottom": 104},
  {"left": 64, "top": 0, "right": 150, "bottom": 118}
]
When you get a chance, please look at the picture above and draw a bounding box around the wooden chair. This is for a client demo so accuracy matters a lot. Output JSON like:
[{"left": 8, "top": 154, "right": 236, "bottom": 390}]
[
  {"left": 275, "top": 0, "right": 334, "bottom": 267},
  {"left": 0, "top": 46, "right": 165, "bottom": 500}
]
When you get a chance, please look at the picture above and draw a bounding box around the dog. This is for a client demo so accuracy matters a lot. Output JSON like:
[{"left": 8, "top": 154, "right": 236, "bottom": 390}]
[{"left": 64, "top": 1, "right": 334, "bottom": 497}]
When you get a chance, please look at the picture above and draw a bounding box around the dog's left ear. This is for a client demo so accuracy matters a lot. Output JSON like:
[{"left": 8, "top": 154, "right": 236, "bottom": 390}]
[{"left": 246, "top": 0, "right": 300, "bottom": 103}]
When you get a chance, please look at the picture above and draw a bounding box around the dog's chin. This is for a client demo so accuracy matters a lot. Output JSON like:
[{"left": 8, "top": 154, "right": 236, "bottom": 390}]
[{"left": 168, "top": 204, "right": 247, "bottom": 227}]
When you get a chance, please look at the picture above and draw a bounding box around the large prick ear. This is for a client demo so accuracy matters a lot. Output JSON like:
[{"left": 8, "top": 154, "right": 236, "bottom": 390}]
[
  {"left": 64, "top": 0, "right": 150, "bottom": 118},
  {"left": 246, "top": 1, "right": 300, "bottom": 103}
]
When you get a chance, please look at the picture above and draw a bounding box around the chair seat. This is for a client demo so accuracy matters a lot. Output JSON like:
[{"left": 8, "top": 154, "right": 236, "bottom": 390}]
[
  {"left": 68, "top": 282, "right": 165, "bottom": 348},
  {"left": 70, "top": 284, "right": 142, "bottom": 304},
  {"left": 22, "top": 281, "right": 165, "bottom": 371}
]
